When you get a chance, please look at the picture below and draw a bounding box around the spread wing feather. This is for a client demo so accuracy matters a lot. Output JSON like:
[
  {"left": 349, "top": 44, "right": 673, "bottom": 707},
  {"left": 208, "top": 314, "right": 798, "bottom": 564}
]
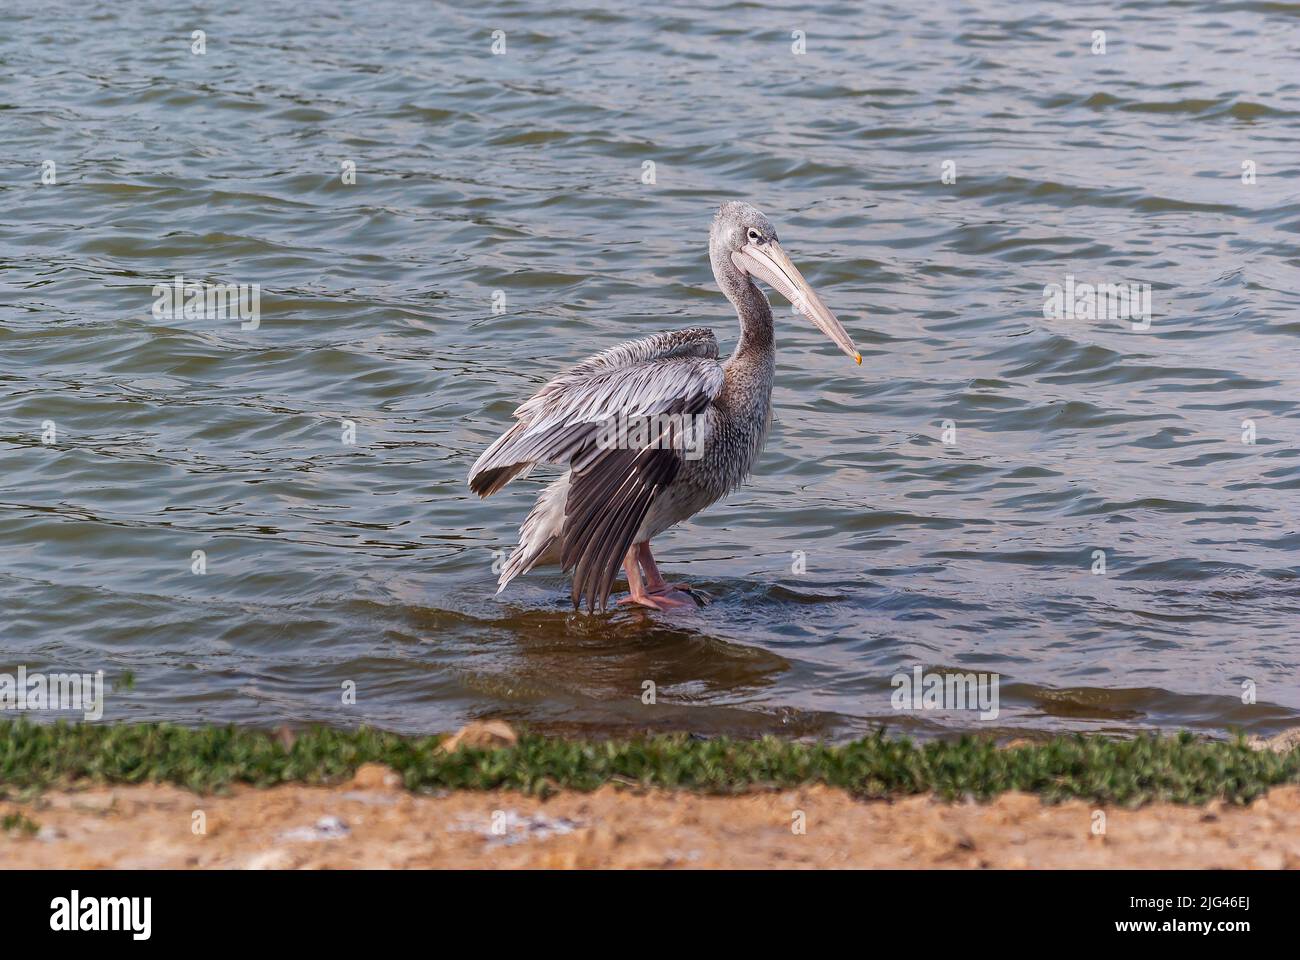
[{"left": 467, "top": 327, "right": 724, "bottom": 610}]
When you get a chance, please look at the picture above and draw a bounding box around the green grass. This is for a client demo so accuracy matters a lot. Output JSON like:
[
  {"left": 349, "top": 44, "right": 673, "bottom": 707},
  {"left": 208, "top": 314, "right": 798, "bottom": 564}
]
[
  {"left": 1, "top": 720, "right": 1297, "bottom": 806},
  {"left": 2, "top": 811, "right": 39, "bottom": 835}
]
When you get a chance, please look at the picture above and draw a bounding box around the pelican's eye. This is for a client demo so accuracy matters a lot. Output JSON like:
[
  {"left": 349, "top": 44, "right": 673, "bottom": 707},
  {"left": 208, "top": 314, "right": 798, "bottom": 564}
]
[{"left": 746, "top": 228, "right": 763, "bottom": 243}]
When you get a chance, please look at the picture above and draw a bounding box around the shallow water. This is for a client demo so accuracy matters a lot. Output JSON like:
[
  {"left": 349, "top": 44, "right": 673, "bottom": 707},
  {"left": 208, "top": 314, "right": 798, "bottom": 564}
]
[{"left": 2, "top": 1, "right": 1298, "bottom": 740}]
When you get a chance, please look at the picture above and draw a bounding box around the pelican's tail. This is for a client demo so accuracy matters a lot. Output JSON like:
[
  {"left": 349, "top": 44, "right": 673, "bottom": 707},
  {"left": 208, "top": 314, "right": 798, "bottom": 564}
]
[{"left": 497, "top": 472, "right": 569, "bottom": 593}]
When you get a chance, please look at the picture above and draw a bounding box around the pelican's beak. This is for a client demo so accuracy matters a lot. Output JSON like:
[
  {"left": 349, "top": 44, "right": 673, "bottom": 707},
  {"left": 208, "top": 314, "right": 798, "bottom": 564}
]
[{"left": 733, "top": 240, "right": 861, "bottom": 364}]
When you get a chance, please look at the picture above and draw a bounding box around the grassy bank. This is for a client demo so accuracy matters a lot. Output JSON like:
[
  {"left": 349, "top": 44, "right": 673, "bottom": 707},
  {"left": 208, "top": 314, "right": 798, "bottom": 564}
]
[{"left": 2, "top": 720, "right": 1298, "bottom": 805}]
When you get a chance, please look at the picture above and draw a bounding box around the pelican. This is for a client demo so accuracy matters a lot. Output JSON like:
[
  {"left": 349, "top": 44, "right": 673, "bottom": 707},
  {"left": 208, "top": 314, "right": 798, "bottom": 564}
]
[{"left": 468, "top": 202, "right": 860, "bottom": 611}]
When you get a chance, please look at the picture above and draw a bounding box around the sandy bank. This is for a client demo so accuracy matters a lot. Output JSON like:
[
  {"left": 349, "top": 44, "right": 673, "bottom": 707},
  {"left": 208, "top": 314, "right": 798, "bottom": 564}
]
[{"left": 5, "top": 774, "right": 1298, "bottom": 869}]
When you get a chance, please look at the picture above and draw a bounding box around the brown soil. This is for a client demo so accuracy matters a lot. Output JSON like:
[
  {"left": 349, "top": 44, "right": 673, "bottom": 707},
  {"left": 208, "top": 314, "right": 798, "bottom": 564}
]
[{"left": 4, "top": 769, "right": 1299, "bottom": 868}]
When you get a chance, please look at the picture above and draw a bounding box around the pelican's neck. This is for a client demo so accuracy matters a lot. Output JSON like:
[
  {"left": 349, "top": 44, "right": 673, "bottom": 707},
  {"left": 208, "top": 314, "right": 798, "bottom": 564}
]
[
  {"left": 729, "top": 277, "right": 774, "bottom": 361},
  {"left": 711, "top": 244, "right": 774, "bottom": 363}
]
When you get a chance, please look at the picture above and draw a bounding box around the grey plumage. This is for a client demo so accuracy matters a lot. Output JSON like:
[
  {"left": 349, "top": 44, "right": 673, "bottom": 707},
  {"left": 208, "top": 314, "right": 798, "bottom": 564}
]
[
  {"left": 468, "top": 327, "right": 723, "bottom": 497},
  {"left": 469, "top": 327, "right": 727, "bottom": 610},
  {"left": 468, "top": 202, "right": 860, "bottom": 611}
]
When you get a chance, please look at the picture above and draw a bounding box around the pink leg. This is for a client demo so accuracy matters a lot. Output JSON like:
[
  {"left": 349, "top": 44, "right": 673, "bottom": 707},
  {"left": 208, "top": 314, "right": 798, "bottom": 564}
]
[
  {"left": 617, "top": 545, "right": 694, "bottom": 610},
  {"left": 637, "top": 542, "right": 690, "bottom": 595}
]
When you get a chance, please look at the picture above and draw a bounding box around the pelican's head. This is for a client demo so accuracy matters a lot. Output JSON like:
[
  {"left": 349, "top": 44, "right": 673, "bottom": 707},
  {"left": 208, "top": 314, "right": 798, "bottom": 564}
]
[{"left": 709, "top": 201, "right": 861, "bottom": 365}]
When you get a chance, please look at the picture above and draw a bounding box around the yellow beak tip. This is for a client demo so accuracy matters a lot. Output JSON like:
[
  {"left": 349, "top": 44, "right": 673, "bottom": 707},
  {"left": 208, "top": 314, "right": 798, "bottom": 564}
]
[{"left": 854, "top": 352, "right": 862, "bottom": 365}]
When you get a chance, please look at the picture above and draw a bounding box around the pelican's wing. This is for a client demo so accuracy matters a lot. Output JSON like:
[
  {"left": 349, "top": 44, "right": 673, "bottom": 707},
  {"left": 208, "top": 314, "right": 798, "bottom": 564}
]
[
  {"left": 468, "top": 327, "right": 721, "bottom": 495},
  {"left": 467, "top": 327, "right": 723, "bottom": 610}
]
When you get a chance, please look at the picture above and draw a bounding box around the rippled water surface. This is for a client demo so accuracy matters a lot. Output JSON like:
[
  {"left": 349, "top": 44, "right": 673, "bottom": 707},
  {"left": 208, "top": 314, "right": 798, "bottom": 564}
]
[{"left": 3, "top": 1, "right": 1299, "bottom": 740}]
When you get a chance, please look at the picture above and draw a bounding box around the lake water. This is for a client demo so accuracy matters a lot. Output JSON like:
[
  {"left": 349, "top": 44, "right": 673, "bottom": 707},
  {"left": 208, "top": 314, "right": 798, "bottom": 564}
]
[{"left": 2, "top": 0, "right": 1298, "bottom": 741}]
